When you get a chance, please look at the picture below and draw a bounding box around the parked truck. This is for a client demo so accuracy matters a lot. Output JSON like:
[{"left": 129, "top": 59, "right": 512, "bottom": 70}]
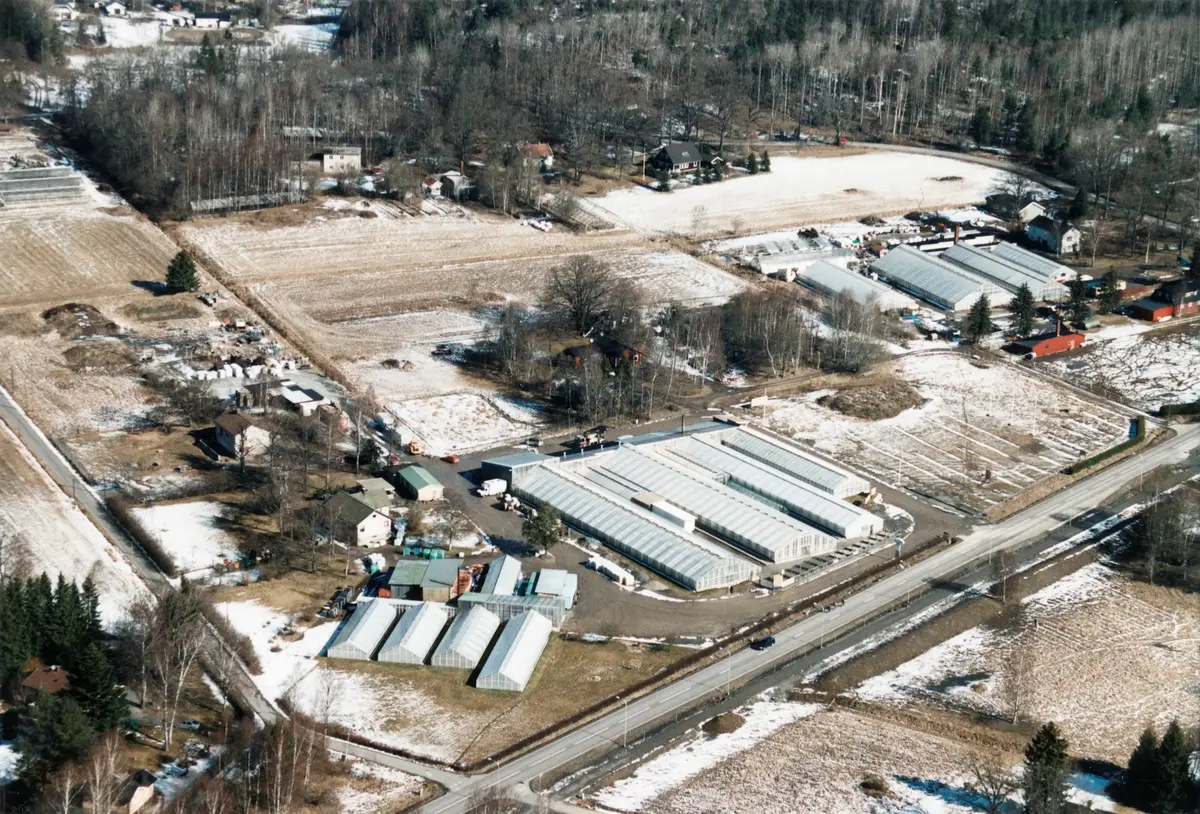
[{"left": 476, "top": 478, "right": 507, "bottom": 497}]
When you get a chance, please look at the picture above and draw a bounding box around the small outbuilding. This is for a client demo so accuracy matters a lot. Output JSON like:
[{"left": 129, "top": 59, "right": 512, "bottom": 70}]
[
  {"left": 985, "top": 193, "right": 1045, "bottom": 223},
  {"left": 480, "top": 554, "right": 522, "bottom": 596},
  {"left": 394, "top": 465, "right": 444, "bottom": 502},
  {"left": 376, "top": 602, "right": 449, "bottom": 665},
  {"left": 1007, "top": 331, "right": 1085, "bottom": 358},
  {"left": 518, "top": 143, "right": 554, "bottom": 171},
  {"left": 475, "top": 611, "right": 553, "bottom": 692},
  {"left": 116, "top": 769, "right": 158, "bottom": 814},
  {"left": 419, "top": 559, "right": 463, "bottom": 603},
  {"left": 530, "top": 569, "right": 578, "bottom": 609},
  {"left": 325, "top": 599, "right": 397, "bottom": 660}
]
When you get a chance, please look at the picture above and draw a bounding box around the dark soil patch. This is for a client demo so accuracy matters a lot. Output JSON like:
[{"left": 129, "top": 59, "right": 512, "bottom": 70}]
[
  {"left": 818, "top": 380, "right": 925, "bottom": 420},
  {"left": 701, "top": 712, "right": 745, "bottom": 737},
  {"left": 63, "top": 340, "right": 136, "bottom": 371},
  {"left": 120, "top": 300, "right": 201, "bottom": 322},
  {"left": 42, "top": 303, "right": 120, "bottom": 338}
]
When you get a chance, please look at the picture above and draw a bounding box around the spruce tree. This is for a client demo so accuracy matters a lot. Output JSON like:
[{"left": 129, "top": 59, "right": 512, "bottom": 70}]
[
  {"left": 1121, "top": 727, "right": 1162, "bottom": 810},
  {"left": 1156, "top": 719, "right": 1192, "bottom": 813},
  {"left": 81, "top": 575, "right": 103, "bottom": 641},
  {"left": 1011, "top": 283, "right": 1036, "bottom": 337},
  {"left": 964, "top": 293, "right": 992, "bottom": 342},
  {"left": 1098, "top": 271, "right": 1122, "bottom": 314},
  {"left": 747, "top": 152, "right": 759, "bottom": 174},
  {"left": 1068, "top": 273, "right": 1090, "bottom": 322},
  {"left": 16, "top": 692, "right": 94, "bottom": 781},
  {"left": 166, "top": 250, "right": 199, "bottom": 292},
  {"left": 522, "top": 506, "right": 565, "bottom": 550},
  {"left": 1068, "top": 187, "right": 1090, "bottom": 220},
  {"left": 760, "top": 149, "right": 771, "bottom": 171},
  {"left": 70, "top": 644, "right": 127, "bottom": 731},
  {"left": 655, "top": 168, "right": 671, "bottom": 192},
  {"left": 1022, "top": 722, "right": 1071, "bottom": 814}
]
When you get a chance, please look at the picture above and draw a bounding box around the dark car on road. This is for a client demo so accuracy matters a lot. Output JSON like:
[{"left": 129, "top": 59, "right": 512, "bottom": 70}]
[{"left": 749, "top": 635, "right": 776, "bottom": 651}]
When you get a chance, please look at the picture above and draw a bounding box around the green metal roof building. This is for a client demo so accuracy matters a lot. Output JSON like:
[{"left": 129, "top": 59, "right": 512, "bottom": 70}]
[{"left": 395, "top": 465, "right": 444, "bottom": 502}]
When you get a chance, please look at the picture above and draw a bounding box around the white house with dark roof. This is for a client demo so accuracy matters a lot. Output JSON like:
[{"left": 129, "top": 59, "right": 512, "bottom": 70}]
[
  {"left": 214, "top": 411, "right": 270, "bottom": 457},
  {"left": 322, "top": 491, "right": 392, "bottom": 546}
]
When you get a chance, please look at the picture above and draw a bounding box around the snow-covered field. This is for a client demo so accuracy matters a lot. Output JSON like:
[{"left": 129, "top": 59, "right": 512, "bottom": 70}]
[
  {"left": 0, "top": 742, "right": 18, "bottom": 787},
  {"left": 852, "top": 563, "right": 1200, "bottom": 761},
  {"left": 596, "top": 698, "right": 822, "bottom": 812},
  {"left": 757, "top": 353, "right": 1135, "bottom": 513},
  {"left": 269, "top": 21, "right": 338, "bottom": 50},
  {"left": 97, "top": 16, "right": 167, "bottom": 48},
  {"left": 590, "top": 152, "right": 1004, "bottom": 236},
  {"left": 1048, "top": 328, "right": 1200, "bottom": 411},
  {"left": 388, "top": 393, "right": 546, "bottom": 456},
  {"left": 132, "top": 500, "right": 241, "bottom": 574},
  {"left": 0, "top": 421, "right": 148, "bottom": 626}
]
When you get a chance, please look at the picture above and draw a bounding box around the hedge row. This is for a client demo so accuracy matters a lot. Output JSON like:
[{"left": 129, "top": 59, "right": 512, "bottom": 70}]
[
  {"left": 198, "top": 597, "right": 263, "bottom": 675},
  {"left": 1159, "top": 401, "right": 1200, "bottom": 417},
  {"left": 1066, "top": 416, "right": 1146, "bottom": 475},
  {"left": 107, "top": 496, "right": 179, "bottom": 578}
]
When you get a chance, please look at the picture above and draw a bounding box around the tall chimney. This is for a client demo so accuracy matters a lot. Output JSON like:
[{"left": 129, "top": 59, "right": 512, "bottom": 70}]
[{"left": 953, "top": 224, "right": 961, "bottom": 244}]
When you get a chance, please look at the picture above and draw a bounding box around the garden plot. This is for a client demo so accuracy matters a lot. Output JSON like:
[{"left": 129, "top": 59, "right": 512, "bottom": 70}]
[
  {"left": 387, "top": 393, "right": 546, "bottom": 457},
  {"left": 132, "top": 500, "right": 241, "bottom": 575},
  {"left": 853, "top": 563, "right": 1200, "bottom": 762},
  {"left": 0, "top": 422, "right": 148, "bottom": 627},
  {"left": 757, "top": 353, "right": 1134, "bottom": 513},
  {"left": 590, "top": 152, "right": 1003, "bottom": 237},
  {"left": 1048, "top": 328, "right": 1200, "bottom": 411}
]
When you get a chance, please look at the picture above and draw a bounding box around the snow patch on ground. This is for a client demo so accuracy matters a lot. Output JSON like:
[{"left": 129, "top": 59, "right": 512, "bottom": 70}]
[
  {"left": 595, "top": 698, "right": 823, "bottom": 812},
  {"left": 334, "top": 760, "right": 425, "bottom": 814},
  {"left": 131, "top": 500, "right": 240, "bottom": 574},
  {"left": 1047, "top": 329, "right": 1200, "bottom": 411},
  {"left": 388, "top": 392, "right": 545, "bottom": 456},
  {"left": 270, "top": 22, "right": 338, "bottom": 50},
  {"left": 0, "top": 742, "right": 19, "bottom": 786},
  {"left": 213, "top": 600, "right": 338, "bottom": 704}
]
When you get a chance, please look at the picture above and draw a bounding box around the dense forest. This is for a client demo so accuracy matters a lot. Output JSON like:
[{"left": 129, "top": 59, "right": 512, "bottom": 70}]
[{"left": 2, "top": 0, "right": 1188, "bottom": 214}]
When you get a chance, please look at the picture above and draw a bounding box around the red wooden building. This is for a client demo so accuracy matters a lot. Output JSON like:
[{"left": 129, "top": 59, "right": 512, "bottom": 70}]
[{"left": 1007, "top": 331, "right": 1086, "bottom": 358}]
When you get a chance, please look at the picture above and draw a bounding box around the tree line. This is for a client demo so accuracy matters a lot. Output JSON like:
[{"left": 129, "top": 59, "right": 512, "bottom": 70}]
[{"left": 39, "top": 0, "right": 1198, "bottom": 220}]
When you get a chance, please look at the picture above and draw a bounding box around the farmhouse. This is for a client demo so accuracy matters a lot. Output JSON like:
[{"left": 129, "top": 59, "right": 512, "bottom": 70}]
[
  {"left": 985, "top": 193, "right": 1046, "bottom": 223},
  {"left": 320, "top": 147, "right": 362, "bottom": 174},
  {"left": 322, "top": 491, "right": 392, "bottom": 546},
  {"left": 194, "top": 11, "right": 232, "bottom": 27},
  {"left": 213, "top": 411, "right": 270, "bottom": 457},
  {"left": 21, "top": 665, "right": 69, "bottom": 702},
  {"left": 651, "top": 142, "right": 702, "bottom": 174},
  {"left": 1026, "top": 216, "right": 1081, "bottom": 255},
  {"left": 518, "top": 142, "right": 554, "bottom": 171}
]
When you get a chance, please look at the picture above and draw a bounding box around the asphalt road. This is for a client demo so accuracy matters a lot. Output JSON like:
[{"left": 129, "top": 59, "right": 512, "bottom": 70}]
[
  {"left": 397, "top": 422, "right": 1199, "bottom": 813},
  {"left": 0, "top": 385, "right": 282, "bottom": 729}
]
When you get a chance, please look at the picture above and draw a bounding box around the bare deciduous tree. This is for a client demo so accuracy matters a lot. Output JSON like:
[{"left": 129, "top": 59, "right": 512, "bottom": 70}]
[
  {"left": 543, "top": 255, "right": 612, "bottom": 335},
  {"left": 965, "top": 751, "right": 1020, "bottom": 814},
  {"left": 151, "top": 589, "right": 207, "bottom": 750},
  {"left": 1000, "top": 633, "right": 1034, "bottom": 725},
  {"left": 85, "top": 732, "right": 125, "bottom": 814}
]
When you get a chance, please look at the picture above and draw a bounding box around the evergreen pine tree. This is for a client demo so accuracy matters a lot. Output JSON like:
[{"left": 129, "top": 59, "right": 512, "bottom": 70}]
[
  {"left": 16, "top": 692, "right": 95, "bottom": 781},
  {"left": 47, "top": 575, "right": 85, "bottom": 669},
  {"left": 655, "top": 168, "right": 671, "bottom": 192},
  {"left": 30, "top": 573, "right": 54, "bottom": 656},
  {"left": 1011, "top": 283, "right": 1036, "bottom": 337},
  {"left": 1068, "top": 187, "right": 1090, "bottom": 220},
  {"left": 1098, "top": 271, "right": 1122, "bottom": 314},
  {"left": 713, "top": 161, "right": 725, "bottom": 182},
  {"left": 969, "top": 106, "right": 994, "bottom": 145},
  {"left": 760, "top": 149, "right": 771, "bottom": 171},
  {"left": 964, "top": 293, "right": 992, "bottom": 342},
  {"left": 522, "top": 506, "right": 565, "bottom": 550},
  {"left": 1022, "top": 722, "right": 1071, "bottom": 814},
  {"left": 81, "top": 575, "right": 103, "bottom": 642},
  {"left": 70, "top": 644, "right": 127, "bottom": 731},
  {"left": 95, "top": 17, "right": 106, "bottom": 45},
  {"left": 166, "top": 250, "right": 198, "bottom": 292},
  {"left": 1068, "top": 273, "right": 1091, "bottom": 322},
  {"left": 1156, "top": 719, "right": 1192, "bottom": 813},
  {"left": 747, "top": 152, "right": 759, "bottom": 174},
  {"left": 1121, "top": 727, "right": 1162, "bottom": 810},
  {"left": 0, "top": 580, "right": 33, "bottom": 684}
]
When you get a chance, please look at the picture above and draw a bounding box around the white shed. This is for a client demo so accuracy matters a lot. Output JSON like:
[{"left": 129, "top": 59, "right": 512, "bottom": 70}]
[
  {"left": 377, "top": 602, "right": 448, "bottom": 665},
  {"left": 325, "top": 600, "right": 396, "bottom": 661},
  {"left": 475, "top": 611, "right": 553, "bottom": 692}
]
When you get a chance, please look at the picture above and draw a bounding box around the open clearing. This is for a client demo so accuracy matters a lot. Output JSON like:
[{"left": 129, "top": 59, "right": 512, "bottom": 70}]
[
  {"left": 756, "top": 352, "right": 1135, "bottom": 514},
  {"left": 1048, "top": 327, "right": 1200, "bottom": 411},
  {"left": 388, "top": 393, "right": 546, "bottom": 456},
  {"left": 853, "top": 562, "right": 1200, "bottom": 762},
  {"left": 132, "top": 500, "right": 241, "bottom": 574},
  {"left": 0, "top": 421, "right": 148, "bottom": 626},
  {"left": 590, "top": 152, "right": 1004, "bottom": 236}
]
